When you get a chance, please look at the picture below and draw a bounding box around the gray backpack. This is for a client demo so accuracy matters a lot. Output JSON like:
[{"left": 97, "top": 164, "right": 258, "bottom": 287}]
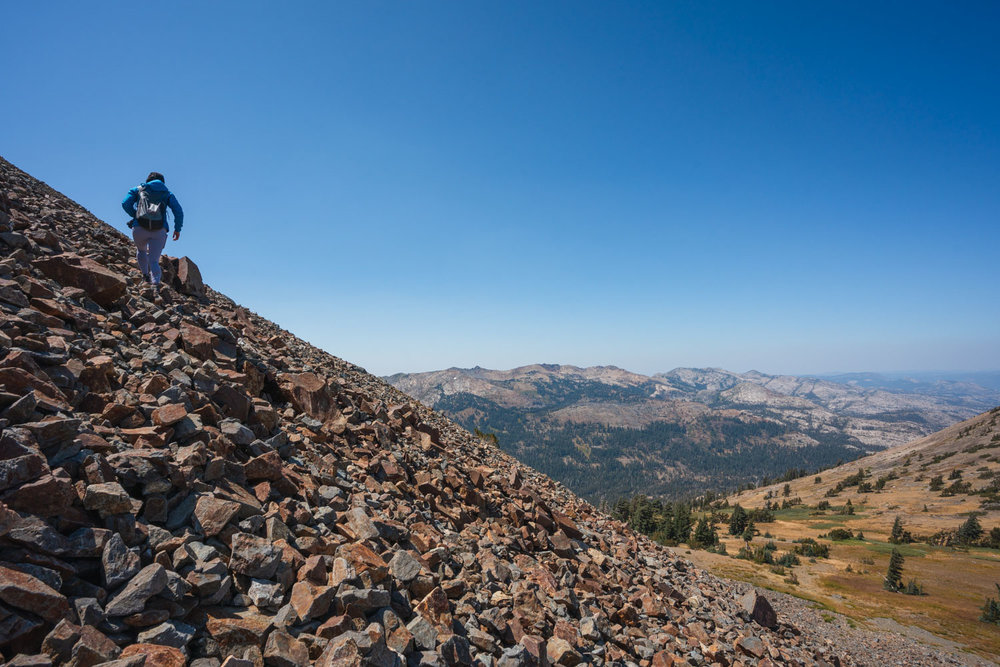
[{"left": 135, "top": 185, "right": 169, "bottom": 230}]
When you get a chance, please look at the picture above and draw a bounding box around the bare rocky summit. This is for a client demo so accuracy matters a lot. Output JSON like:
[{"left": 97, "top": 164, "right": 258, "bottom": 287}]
[{"left": 0, "top": 156, "right": 966, "bottom": 666}]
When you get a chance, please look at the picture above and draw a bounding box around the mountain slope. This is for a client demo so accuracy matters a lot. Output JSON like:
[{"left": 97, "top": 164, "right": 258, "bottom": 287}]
[
  {"left": 0, "top": 157, "right": 874, "bottom": 665},
  {"left": 682, "top": 408, "right": 1000, "bottom": 661},
  {"left": 387, "top": 365, "right": 997, "bottom": 501}
]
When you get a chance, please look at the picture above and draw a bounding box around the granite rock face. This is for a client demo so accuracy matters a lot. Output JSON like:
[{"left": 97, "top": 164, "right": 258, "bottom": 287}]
[{"left": 0, "top": 156, "right": 837, "bottom": 666}]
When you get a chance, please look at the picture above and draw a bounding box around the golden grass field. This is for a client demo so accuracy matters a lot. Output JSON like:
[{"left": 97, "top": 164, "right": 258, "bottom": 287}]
[{"left": 684, "top": 407, "right": 1000, "bottom": 661}]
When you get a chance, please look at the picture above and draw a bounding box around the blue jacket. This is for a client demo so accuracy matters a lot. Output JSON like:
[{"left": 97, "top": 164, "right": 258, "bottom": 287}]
[{"left": 122, "top": 180, "right": 184, "bottom": 233}]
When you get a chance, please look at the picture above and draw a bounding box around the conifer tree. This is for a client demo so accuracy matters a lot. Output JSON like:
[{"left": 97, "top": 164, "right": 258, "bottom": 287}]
[
  {"left": 673, "top": 503, "right": 693, "bottom": 544},
  {"left": 982, "top": 584, "right": 1000, "bottom": 624},
  {"left": 889, "top": 516, "right": 905, "bottom": 544},
  {"left": 693, "top": 518, "right": 716, "bottom": 547},
  {"left": 884, "top": 548, "right": 904, "bottom": 592},
  {"left": 741, "top": 520, "right": 756, "bottom": 548},
  {"left": 956, "top": 514, "right": 984, "bottom": 546},
  {"left": 729, "top": 504, "right": 748, "bottom": 536}
]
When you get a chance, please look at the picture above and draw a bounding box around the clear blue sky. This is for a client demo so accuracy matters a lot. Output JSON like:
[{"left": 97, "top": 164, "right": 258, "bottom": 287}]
[{"left": 3, "top": 2, "right": 998, "bottom": 376}]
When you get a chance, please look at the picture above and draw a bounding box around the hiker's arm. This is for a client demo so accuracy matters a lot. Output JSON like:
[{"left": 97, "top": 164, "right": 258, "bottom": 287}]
[
  {"left": 168, "top": 194, "right": 183, "bottom": 234},
  {"left": 121, "top": 188, "right": 138, "bottom": 216}
]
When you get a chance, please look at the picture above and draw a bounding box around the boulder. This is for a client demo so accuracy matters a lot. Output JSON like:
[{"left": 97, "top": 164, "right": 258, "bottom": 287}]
[
  {"left": 104, "top": 564, "right": 167, "bottom": 616},
  {"left": 0, "top": 564, "right": 70, "bottom": 623},
  {"left": 740, "top": 590, "right": 778, "bottom": 629},
  {"left": 32, "top": 253, "right": 126, "bottom": 307},
  {"left": 277, "top": 372, "right": 341, "bottom": 423}
]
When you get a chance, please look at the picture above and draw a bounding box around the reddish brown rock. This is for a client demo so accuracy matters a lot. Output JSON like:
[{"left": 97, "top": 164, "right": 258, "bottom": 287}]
[
  {"left": 83, "top": 481, "right": 133, "bottom": 515},
  {"left": 229, "top": 533, "right": 281, "bottom": 579},
  {"left": 414, "top": 586, "right": 453, "bottom": 634},
  {"left": 263, "top": 629, "right": 309, "bottom": 667},
  {"left": 32, "top": 253, "right": 127, "bottom": 307},
  {"left": 70, "top": 625, "right": 121, "bottom": 665},
  {"left": 179, "top": 322, "right": 218, "bottom": 360},
  {"left": 316, "top": 614, "right": 352, "bottom": 639},
  {"left": 121, "top": 643, "right": 186, "bottom": 667},
  {"left": 2, "top": 472, "right": 76, "bottom": 517},
  {"left": 193, "top": 495, "right": 241, "bottom": 537},
  {"left": 175, "top": 256, "right": 206, "bottom": 297},
  {"left": 0, "top": 368, "right": 68, "bottom": 407},
  {"left": 547, "top": 637, "right": 582, "bottom": 666},
  {"left": 205, "top": 611, "right": 273, "bottom": 652},
  {"left": 336, "top": 542, "right": 388, "bottom": 584},
  {"left": 289, "top": 581, "right": 332, "bottom": 622},
  {"left": 151, "top": 403, "right": 188, "bottom": 427},
  {"left": 0, "top": 564, "right": 70, "bottom": 623},
  {"left": 244, "top": 450, "right": 282, "bottom": 481},
  {"left": 277, "top": 372, "right": 341, "bottom": 423}
]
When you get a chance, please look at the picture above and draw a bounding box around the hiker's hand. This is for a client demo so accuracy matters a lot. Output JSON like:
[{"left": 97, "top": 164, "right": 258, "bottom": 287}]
[{"left": 172, "top": 231, "right": 180, "bottom": 241}]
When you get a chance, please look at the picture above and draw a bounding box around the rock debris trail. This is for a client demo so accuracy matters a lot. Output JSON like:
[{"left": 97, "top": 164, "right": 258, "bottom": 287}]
[{"left": 0, "top": 155, "right": 977, "bottom": 666}]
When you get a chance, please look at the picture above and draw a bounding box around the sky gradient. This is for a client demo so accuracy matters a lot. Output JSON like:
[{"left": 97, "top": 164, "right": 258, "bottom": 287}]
[{"left": 3, "top": 2, "right": 998, "bottom": 376}]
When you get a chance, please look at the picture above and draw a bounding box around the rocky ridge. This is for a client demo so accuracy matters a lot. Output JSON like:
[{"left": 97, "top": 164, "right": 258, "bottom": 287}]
[{"left": 0, "top": 155, "right": 853, "bottom": 667}]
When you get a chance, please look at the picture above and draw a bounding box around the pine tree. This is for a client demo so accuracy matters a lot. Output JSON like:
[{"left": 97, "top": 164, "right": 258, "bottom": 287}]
[
  {"left": 956, "top": 514, "right": 984, "bottom": 546},
  {"left": 729, "top": 504, "right": 748, "bottom": 536},
  {"left": 889, "top": 516, "right": 904, "bottom": 544},
  {"left": 693, "top": 518, "right": 716, "bottom": 547},
  {"left": 612, "top": 498, "right": 631, "bottom": 523},
  {"left": 982, "top": 584, "right": 1000, "bottom": 624},
  {"left": 884, "top": 548, "right": 904, "bottom": 592},
  {"left": 741, "top": 520, "right": 756, "bottom": 548},
  {"left": 673, "top": 503, "right": 693, "bottom": 544}
]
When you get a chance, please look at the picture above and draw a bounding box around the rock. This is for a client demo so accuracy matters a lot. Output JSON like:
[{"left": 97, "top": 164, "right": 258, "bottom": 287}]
[
  {"left": 73, "top": 597, "right": 104, "bottom": 626},
  {"left": 740, "top": 590, "right": 778, "bottom": 629},
  {"left": 229, "top": 533, "right": 282, "bottom": 579},
  {"left": 407, "top": 615, "right": 439, "bottom": 650},
  {"left": 244, "top": 450, "right": 282, "bottom": 481},
  {"left": 546, "top": 638, "right": 580, "bottom": 666},
  {"left": 414, "top": 587, "right": 453, "bottom": 634},
  {"left": 277, "top": 372, "right": 341, "bottom": 423},
  {"left": 440, "top": 634, "right": 473, "bottom": 666},
  {"left": 32, "top": 253, "right": 127, "bottom": 307},
  {"left": 103, "top": 532, "right": 142, "bottom": 589},
  {"left": 0, "top": 564, "right": 70, "bottom": 623},
  {"left": 179, "top": 322, "right": 218, "bottom": 360},
  {"left": 737, "top": 635, "right": 766, "bottom": 658},
  {"left": 193, "top": 495, "right": 241, "bottom": 537},
  {"left": 151, "top": 403, "right": 188, "bottom": 427},
  {"left": 205, "top": 611, "right": 273, "bottom": 653},
  {"left": 247, "top": 578, "right": 285, "bottom": 609},
  {"left": 70, "top": 625, "right": 121, "bottom": 665},
  {"left": 41, "top": 618, "right": 80, "bottom": 663},
  {"left": 2, "top": 472, "right": 76, "bottom": 517},
  {"left": 136, "top": 620, "right": 197, "bottom": 652},
  {"left": 83, "top": 482, "right": 133, "bottom": 515},
  {"left": 175, "top": 257, "right": 206, "bottom": 297},
  {"left": 221, "top": 419, "right": 255, "bottom": 446},
  {"left": 263, "top": 629, "right": 310, "bottom": 667},
  {"left": 220, "top": 659, "right": 255, "bottom": 667},
  {"left": 105, "top": 564, "right": 167, "bottom": 616},
  {"left": 345, "top": 506, "right": 379, "bottom": 541},
  {"left": 289, "top": 581, "right": 332, "bottom": 621},
  {"left": 388, "top": 550, "right": 422, "bottom": 583},
  {"left": 121, "top": 643, "right": 187, "bottom": 666}
]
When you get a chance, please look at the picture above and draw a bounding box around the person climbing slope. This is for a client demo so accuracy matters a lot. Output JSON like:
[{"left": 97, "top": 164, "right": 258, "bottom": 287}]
[{"left": 121, "top": 171, "right": 183, "bottom": 292}]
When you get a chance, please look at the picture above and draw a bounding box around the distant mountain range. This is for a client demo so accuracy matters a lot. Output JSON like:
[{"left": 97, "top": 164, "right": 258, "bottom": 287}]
[{"left": 385, "top": 365, "right": 1000, "bottom": 502}]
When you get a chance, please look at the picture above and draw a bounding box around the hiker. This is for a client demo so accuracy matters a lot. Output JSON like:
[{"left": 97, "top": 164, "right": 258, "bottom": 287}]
[{"left": 121, "top": 172, "right": 183, "bottom": 290}]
